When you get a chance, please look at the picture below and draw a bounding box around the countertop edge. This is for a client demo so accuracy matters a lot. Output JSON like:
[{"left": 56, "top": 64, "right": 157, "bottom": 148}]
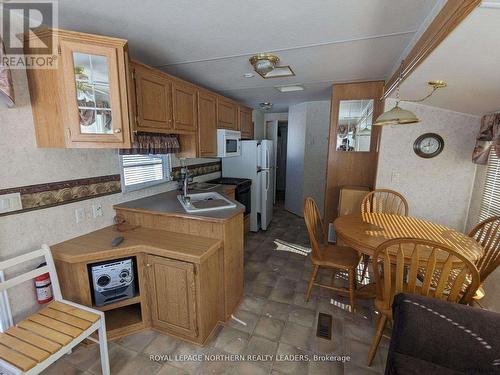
[{"left": 113, "top": 204, "right": 245, "bottom": 223}]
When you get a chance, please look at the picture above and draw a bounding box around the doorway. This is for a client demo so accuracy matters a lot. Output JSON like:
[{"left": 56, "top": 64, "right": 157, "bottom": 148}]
[{"left": 276, "top": 121, "right": 288, "bottom": 202}]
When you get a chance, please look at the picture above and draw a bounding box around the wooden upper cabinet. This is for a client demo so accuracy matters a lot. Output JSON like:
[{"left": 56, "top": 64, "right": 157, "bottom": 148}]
[
  {"left": 172, "top": 81, "right": 197, "bottom": 132},
  {"left": 197, "top": 90, "right": 217, "bottom": 157},
  {"left": 27, "top": 29, "right": 131, "bottom": 148},
  {"left": 217, "top": 97, "right": 238, "bottom": 130},
  {"left": 147, "top": 255, "right": 198, "bottom": 338},
  {"left": 239, "top": 106, "right": 253, "bottom": 139},
  {"left": 132, "top": 62, "right": 173, "bottom": 132}
]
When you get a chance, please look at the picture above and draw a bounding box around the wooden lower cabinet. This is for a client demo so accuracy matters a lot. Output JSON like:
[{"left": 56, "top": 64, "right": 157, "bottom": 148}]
[
  {"left": 147, "top": 255, "right": 198, "bottom": 338},
  {"left": 115, "top": 209, "right": 244, "bottom": 321},
  {"left": 146, "top": 251, "right": 223, "bottom": 344}
]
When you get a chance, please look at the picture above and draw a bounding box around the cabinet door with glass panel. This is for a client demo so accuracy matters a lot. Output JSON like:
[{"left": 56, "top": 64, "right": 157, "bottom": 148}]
[{"left": 59, "top": 39, "right": 131, "bottom": 147}]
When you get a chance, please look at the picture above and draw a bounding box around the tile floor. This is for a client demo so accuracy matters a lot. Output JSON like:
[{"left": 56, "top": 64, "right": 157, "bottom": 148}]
[{"left": 42, "top": 203, "right": 389, "bottom": 375}]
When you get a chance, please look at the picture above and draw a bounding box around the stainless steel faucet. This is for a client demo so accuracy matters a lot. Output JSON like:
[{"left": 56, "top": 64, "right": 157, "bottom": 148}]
[{"left": 181, "top": 164, "right": 191, "bottom": 205}]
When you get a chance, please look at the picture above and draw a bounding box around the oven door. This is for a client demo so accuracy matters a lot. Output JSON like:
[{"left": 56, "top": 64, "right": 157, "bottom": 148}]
[{"left": 236, "top": 185, "right": 251, "bottom": 215}]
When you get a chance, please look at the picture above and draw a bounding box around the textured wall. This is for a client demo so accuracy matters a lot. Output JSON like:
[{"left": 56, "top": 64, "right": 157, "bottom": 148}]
[
  {"left": 252, "top": 109, "right": 265, "bottom": 140},
  {"left": 264, "top": 113, "right": 288, "bottom": 122},
  {"left": 303, "top": 101, "right": 331, "bottom": 216},
  {"left": 376, "top": 99, "right": 479, "bottom": 231},
  {"left": 0, "top": 69, "right": 219, "bottom": 321},
  {"left": 285, "top": 101, "right": 330, "bottom": 216},
  {"left": 285, "top": 103, "right": 307, "bottom": 216}
]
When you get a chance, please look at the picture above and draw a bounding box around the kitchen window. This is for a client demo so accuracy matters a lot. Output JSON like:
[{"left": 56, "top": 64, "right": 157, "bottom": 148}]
[
  {"left": 120, "top": 154, "right": 171, "bottom": 192},
  {"left": 479, "top": 149, "right": 500, "bottom": 221}
]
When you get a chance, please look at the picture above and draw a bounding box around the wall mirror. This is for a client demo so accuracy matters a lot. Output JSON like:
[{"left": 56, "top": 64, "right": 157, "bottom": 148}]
[{"left": 336, "top": 99, "right": 374, "bottom": 152}]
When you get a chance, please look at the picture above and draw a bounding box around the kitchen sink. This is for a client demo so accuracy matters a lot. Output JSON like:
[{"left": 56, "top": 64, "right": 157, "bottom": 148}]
[{"left": 177, "top": 192, "right": 236, "bottom": 213}]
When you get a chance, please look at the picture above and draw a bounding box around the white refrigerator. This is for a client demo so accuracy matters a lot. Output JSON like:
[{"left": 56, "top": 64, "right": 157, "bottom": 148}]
[{"left": 222, "top": 140, "right": 274, "bottom": 231}]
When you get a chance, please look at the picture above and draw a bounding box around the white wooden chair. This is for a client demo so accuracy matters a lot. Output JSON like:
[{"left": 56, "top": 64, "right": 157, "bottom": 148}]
[{"left": 0, "top": 245, "right": 110, "bottom": 375}]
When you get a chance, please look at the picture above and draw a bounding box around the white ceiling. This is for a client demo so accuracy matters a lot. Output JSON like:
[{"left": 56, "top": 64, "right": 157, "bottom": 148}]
[
  {"left": 397, "top": 4, "right": 500, "bottom": 116},
  {"left": 58, "top": 0, "right": 441, "bottom": 112}
]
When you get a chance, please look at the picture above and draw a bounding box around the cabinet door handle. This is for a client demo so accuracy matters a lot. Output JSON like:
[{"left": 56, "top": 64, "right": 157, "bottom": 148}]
[
  {"left": 146, "top": 263, "right": 151, "bottom": 267},
  {"left": 114, "top": 128, "right": 122, "bottom": 133}
]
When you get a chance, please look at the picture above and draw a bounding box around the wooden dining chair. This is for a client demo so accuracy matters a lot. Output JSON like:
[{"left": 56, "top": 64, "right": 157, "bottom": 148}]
[
  {"left": 367, "top": 238, "right": 480, "bottom": 366},
  {"left": 465, "top": 216, "right": 500, "bottom": 302},
  {"left": 361, "top": 189, "right": 409, "bottom": 216},
  {"left": 359, "top": 189, "right": 409, "bottom": 283},
  {"left": 303, "top": 197, "right": 361, "bottom": 312}
]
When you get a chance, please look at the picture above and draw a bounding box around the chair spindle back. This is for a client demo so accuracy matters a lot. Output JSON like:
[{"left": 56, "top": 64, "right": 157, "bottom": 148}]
[
  {"left": 372, "top": 238, "right": 480, "bottom": 311},
  {"left": 361, "top": 189, "right": 409, "bottom": 216},
  {"left": 468, "top": 216, "right": 500, "bottom": 283}
]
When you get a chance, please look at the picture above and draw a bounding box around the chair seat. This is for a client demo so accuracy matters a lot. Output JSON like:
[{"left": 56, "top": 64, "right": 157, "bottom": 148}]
[
  {"left": 0, "top": 301, "right": 100, "bottom": 372},
  {"left": 313, "top": 244, "right": 361, "bottom": 269}
]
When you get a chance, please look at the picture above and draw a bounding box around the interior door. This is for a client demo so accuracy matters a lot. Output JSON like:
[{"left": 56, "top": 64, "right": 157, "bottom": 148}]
[
  {"left": 324, "top": 81, "right": 385, "bottom": 227},
  {"left": 133, "top": 63, "right": 173, "bottom": 131},
  {"left": 60, "top": 39, "right": 129, "bottom": 146},
  {"left": 197, "top": 90, "right": 217, "bottom": 157},
  {"left": 147, "top": 255, "right": 198, "bottom": 338},
  {"left": 172, "top": 81, "right": 197, "bottom": 132}
]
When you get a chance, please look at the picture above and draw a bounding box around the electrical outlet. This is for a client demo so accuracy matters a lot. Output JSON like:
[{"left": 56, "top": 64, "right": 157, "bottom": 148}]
[
  {"left": 75, "top": 208, "right": 85, "bottom": 223},
  {"left": 92, "top": 203, "right": 103, "bottom": 218}
]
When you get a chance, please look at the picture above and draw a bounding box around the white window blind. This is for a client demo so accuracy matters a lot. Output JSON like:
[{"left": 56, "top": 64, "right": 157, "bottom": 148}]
[
  {"left": 479, "top": 149, "right": 500, "bottom": 221},
  {"left": 120, "top": 154, "right": 171, "bottom": 192}
]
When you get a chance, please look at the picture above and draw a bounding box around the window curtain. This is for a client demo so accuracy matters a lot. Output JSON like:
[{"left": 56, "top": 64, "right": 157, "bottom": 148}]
[
  {"left": 120, "top": 132, "right": 180, "bottom": 155},
  {"left": 472, "top": 113, "right": 500, "bottom": 165},
  {"left": 0, "top": 37, "right": 15, "bottom": 107}
]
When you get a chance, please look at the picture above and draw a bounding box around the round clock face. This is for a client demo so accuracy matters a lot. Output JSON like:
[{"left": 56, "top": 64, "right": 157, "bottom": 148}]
[{"left": 413, "top": 133, "right": 444, "bottom": 158}]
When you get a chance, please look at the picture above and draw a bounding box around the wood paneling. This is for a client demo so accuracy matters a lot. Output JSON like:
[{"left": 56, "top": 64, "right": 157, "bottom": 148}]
[
  {"left": 239, "top": 106, "right": 254, "bottom": 139},
  {"left": 324, "top": 81, "right": 385, "bottom": 226},
  {"left": 197, "top": 90, "right": 218, "bottom": 157},
  {"left": 384, "top": 0, "right": 481, "bottom": 98},
  {"left": 173, "top": 80, "right": 198, "bottom": 132},
  {"left": 217, "top": 97, "right": 238, "bottom": 130},
  {"left": 147, "top": 255, "right": 198, "bottom": 338},
  {"left": 132, "top": 62, "right": 173, "bottom": 131}
]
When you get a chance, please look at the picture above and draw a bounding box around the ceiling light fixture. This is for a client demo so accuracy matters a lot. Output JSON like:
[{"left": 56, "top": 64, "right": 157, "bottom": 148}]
[
  {"left": 259, "top": 102, "right": 273, "bottom": 111},
  {"left": 250, "top": 54, "right": 279, "bottom": 75},
  {"left": 249, "top": 53, "right": 295, "bottom": 79},
  {"left": 275, "top": 85, "right": 304, "bottom": 93},
  {"left": 374, "top": 61, "right": 447, "bottom": 126}
]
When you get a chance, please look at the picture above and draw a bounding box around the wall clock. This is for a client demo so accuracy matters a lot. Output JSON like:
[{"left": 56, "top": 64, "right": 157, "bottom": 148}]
[{"left": 413, "top": 133, "right": 444, "bottom": 158}]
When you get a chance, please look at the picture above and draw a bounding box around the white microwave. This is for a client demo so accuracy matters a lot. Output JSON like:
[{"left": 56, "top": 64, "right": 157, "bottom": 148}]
[{"left": 217, "top": 129, "right": 241, "bottom": 157}]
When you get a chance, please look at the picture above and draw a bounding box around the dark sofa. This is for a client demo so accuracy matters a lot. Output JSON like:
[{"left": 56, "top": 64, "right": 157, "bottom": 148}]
[{"left": 385, "top": 293, "right": 500, "bottom": 375}]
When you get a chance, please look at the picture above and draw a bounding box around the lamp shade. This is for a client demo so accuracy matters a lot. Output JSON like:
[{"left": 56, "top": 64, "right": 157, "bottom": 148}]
[{"left": 374, "top": 104, "right": 419, "bottom": 126}]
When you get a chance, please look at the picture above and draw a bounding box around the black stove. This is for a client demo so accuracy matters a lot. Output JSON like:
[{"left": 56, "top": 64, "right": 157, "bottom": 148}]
[
  {"left": 210, "top": 177, "right": 252, "bottom": 189},
  {"left": 209, "top": 177, "right": 252, "bottom": 215}
]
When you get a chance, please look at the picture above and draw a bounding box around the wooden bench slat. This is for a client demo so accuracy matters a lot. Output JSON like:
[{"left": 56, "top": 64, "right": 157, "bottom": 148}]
[
  {"left": 0, "top": 343, "right": 37, "bottom": 371},
  {"left": 17, "top": 321, "right": 72, "bottom": 345},
  {"left": 5, "top": 327, "right": 61, "bottom": 354},
  {"left": 49, "top": 301, "right": 100, "bottom": 323},
  {"left": 39, "top": 307, "right": 92, "bottom": 330},
  {"left": 0, "top": 333, "right": 50, "bottom": 362},
  {"left": 28, "top": 314, "right": 82, "bottom": 338}
]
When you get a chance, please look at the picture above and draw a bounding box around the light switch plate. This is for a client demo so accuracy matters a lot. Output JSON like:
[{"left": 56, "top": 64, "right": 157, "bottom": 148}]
[{"left": 0, "top": 192, "right": 22, "bottom": 214}]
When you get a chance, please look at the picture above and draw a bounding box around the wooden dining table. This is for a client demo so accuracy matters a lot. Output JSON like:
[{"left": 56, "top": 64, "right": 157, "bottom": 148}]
[
  {"left": 333, "top": 213, "right": 484, "bottom": 297},
  {"left": 334, "top": 213, "right": 483, "bottom": 263}
]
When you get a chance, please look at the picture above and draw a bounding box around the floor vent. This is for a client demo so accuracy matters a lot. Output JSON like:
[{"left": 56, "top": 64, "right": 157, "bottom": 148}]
[{"left": 316, "top": 312, "right": 332, "bottom": 340}]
